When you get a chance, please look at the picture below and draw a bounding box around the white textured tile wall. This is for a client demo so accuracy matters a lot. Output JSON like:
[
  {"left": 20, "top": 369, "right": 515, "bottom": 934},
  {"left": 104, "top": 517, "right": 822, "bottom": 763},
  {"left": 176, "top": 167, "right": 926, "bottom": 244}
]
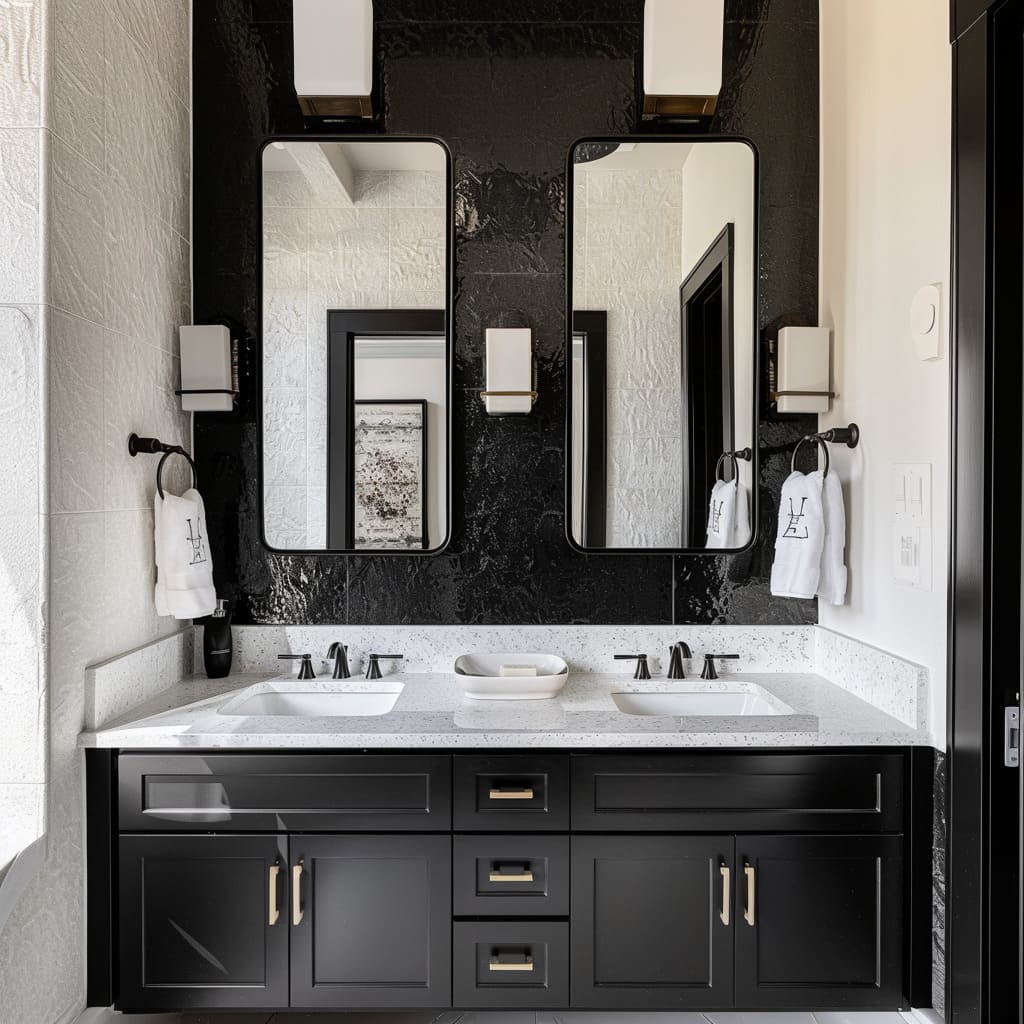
[
  {"left": 0, "top": 1, "right": 192, "bottom": 1021},
  {"left": 262, "top": 157, "right": 446, "bottom": 549},
  {"left": 573, "top": 167, "right": 684, "bottom": 547}
]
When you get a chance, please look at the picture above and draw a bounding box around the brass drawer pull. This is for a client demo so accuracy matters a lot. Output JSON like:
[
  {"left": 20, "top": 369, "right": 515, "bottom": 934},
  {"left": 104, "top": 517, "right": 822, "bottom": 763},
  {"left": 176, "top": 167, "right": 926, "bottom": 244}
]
[
  {"left": 489, "top": 867, "right": 534, "bottom": 883},
  {"left": 743, "top": 862, "right": 756, "bottom": 927},
  {"left": 488, "top": 787, "right": 535, "bottom": 800},
  {"left": 268, "top": 861, "right": 281, "bottom": 926},
  {"left": 719, "top": 863, "right": 730, "bottom": 926},
  {"left": 292, "top": 858, "right": 304, "bottom": 926},
  {"left": 489, "top": 956, "right": 534, "bottom": 972}
]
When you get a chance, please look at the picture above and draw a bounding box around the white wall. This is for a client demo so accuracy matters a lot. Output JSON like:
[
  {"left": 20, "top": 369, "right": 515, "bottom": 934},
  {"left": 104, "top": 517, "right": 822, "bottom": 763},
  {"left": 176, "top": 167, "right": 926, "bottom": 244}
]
[
  {"left": 818, "top": 0, "right": 950, "bottom": 748},
  {"left": 573, "top": 167, "right": 684, "bottom": 547},
  {"left": 680, "top": 143, "right": 756, "bottom": 496},
  {"left": 262, "top": 154, "right": 446, "bottom": 549},
  {"left": 0, "top": 1, "right": 192, "bottom": 1020}
]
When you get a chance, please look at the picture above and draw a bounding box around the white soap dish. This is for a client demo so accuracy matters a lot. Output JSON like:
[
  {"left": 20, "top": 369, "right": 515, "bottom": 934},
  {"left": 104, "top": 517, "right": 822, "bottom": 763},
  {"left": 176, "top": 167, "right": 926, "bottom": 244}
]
[{"left": 454, "top": 653, "right": 569, "bottom": 700}]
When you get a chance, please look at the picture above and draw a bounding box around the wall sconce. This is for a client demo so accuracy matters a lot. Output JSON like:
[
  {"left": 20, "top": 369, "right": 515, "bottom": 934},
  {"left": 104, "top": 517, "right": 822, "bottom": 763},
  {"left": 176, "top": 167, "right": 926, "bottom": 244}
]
[
  {"left": 642, "top": 0, "right": 724, "bottom": 119},
  {"left": 481, "top": 328, "right": 537, "bottom": 416},
  {"left": 293, "top": 0, "right": 373, "bottom": 119},
  {"left": 177, "top": 324, "right": 237, "bottom": 412},
  {"left": 769, "top": 326, "right": 835, "bottom": 414}
]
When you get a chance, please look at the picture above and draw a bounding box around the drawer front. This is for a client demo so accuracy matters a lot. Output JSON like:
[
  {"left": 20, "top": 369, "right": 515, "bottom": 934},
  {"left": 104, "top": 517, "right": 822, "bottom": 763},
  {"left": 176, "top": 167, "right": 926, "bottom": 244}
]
[
  {"left": 571, "top": 753, "right": 904, "bottom": 833},
  {"left": 118, "top": 753, "right": 451, "bottom": 832},
  {"left": 454, "top": 755, "right": 569, "bottom": 831},
  {"left": 453, "top": 835, "right": 569, "bottom": 916},
  {"left": 453, "top": 921, "right": 568, "bottom": 1008}
]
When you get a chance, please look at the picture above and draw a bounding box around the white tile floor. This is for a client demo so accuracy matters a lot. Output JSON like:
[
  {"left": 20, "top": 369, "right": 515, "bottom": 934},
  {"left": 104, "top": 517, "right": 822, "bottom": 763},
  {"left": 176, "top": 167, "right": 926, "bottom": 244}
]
[{"left": 173, "top": 1011, "right": 920, "bottom": 1024}]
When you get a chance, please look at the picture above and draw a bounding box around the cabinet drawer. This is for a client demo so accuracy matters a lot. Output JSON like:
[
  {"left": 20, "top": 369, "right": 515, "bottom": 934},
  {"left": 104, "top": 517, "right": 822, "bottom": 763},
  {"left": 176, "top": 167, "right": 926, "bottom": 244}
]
[
  {"left": 453, "top": 921, "right": 568, "bottom": 1008},
  {"left": 118, "top": 753, "right": 451, "bottom": 832},
  {"left": 454, "top": 755, "right": 569, "bottom": 831},
  {"left": 571, "top": 753, "right": 904, "bottom": 832},
  {"left": 453, "top": 835, "right": 569, "bottom": 916}
]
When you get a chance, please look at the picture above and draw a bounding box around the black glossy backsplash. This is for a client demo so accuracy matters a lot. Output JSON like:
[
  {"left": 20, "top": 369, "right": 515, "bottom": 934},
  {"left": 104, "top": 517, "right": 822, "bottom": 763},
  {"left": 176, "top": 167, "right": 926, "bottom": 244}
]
[{"left": 193, "top": 0, "right": 819, "bottom": 625}]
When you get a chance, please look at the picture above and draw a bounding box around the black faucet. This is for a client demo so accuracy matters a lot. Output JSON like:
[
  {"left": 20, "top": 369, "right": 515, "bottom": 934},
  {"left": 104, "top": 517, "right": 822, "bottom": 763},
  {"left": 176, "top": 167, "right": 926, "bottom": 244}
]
[
  {"left": 366, "top": 654, "right": 403, "bottom": 680},
  {"left": 278, "top": 653, "right": 316, "bottom": 680},
  {"left": 614, "top": 654, "right": 651, "bottom": 680},
  {"left": 326, "top": 642, "right": 351, "bottom": 679},
  {"left": 667, "top": 641, "right": 693, "bottom": 679},
  {"left": 700, "top": 653, "right": 740, "bottom": 680}
]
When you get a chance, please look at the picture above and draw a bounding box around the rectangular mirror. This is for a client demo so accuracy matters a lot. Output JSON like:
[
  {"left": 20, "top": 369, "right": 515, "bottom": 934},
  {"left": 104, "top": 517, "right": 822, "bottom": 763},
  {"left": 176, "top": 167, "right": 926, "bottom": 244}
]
[
  {"left": 260, "top": 137, "right": 451, "bottom": 553},
  {"left": 567, "top": 137, "right": 758, "bottom": 553}
]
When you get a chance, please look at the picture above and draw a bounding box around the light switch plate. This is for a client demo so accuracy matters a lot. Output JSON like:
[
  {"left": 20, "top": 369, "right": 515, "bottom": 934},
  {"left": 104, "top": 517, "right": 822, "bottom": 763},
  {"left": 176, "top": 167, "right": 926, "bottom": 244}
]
[{"left": 893, "top": 463, "right": 932, "bottom": 590}]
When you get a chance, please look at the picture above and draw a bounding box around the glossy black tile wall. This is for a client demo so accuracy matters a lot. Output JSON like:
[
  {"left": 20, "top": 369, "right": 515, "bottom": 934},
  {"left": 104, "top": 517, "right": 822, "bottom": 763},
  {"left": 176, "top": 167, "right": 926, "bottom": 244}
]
[{"left": 193, "top": 0, "right": 819, "bottom": 625}]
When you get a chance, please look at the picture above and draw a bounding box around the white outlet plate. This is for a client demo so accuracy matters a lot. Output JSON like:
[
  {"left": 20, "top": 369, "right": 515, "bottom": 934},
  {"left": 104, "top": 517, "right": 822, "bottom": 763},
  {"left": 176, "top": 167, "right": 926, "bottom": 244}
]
[{"left": 893, "top": 463, "right": 932, "bottom": 590}]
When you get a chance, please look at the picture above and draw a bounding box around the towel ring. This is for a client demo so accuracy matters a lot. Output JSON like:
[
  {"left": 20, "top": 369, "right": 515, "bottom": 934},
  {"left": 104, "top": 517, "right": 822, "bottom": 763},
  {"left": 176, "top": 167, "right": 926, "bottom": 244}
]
[
  {"left": 715, "top": 452, "right": 739, "bottom": 483},
  {"left": 155, "top": 448, "right": 197, "bottom": 499},
  {"left": 791, "top": 435, "right": 831, "bottom": 478}
]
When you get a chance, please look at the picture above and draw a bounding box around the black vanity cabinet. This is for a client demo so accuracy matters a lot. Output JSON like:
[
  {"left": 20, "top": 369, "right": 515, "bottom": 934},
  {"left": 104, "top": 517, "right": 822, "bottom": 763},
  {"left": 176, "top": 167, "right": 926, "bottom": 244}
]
[
  {"left": 733, "top": 834, "right": 904, "bottom": 1008},
  {"left": 92, "top": 748, "right": 926, "bottom": 1014},
  {"left": 571, "top": 835, "right": 735, "bottom": 1009},
  {"left": 118, "top": 834, "right": 290, "bottom": 1010},
  {"left": 289, "top": 834, "right": 452, "bottom": 1008}
]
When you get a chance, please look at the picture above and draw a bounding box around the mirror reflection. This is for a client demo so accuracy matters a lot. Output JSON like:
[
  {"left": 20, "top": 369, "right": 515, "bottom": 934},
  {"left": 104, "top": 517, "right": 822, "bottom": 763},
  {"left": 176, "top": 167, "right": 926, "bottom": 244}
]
[
  {"left": 261, "top": 139, "right": 450, "bottom": 552},
  {"left": 569, "top": 139, "right": 757, "bottom": 551}
]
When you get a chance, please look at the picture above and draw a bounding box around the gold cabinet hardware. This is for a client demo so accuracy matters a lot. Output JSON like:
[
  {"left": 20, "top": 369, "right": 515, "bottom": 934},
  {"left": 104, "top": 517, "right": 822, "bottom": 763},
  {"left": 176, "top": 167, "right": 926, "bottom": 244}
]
[
  {"left": 268, "top": 861, "right": 281, "bottom": 926},
  {"left": 743, "top": 862, "right": 756, "bottom": 927},
  {"left": 488, "top": 787, "right": 535, "bottom": 800},
  {"left": 719, "top": 863, "right": 730, "bottom": 926},
  {"left": 489, "top": 868, "right": 534, "bottom": 883},
  {"left": 488, "top": 956, "right": 534, "bottom": 972},
  {"left": 292, "top": 858, "right": 304, "bottom": 926}
]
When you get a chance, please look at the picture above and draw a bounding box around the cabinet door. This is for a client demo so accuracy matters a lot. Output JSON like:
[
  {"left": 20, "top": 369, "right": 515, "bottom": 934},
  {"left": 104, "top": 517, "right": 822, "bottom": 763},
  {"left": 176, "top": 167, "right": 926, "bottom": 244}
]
[
  {"left": 735, "top": 835, "right": 904, "bottom": 1009},
  {"left": 290, "top": 835, "right": 452, "bottom": 1008},
  {"left": 118, "top": 834, "right": 289, "bottom": 1011},
  {"left": 571, "top": 835, "right": 734, "bottom": 1009}
]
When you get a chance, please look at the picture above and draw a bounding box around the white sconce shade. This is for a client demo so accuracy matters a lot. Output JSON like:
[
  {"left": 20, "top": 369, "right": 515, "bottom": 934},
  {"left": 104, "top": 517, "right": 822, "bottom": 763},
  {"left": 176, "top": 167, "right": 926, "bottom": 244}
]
[
  {"left": 643, "top": 0, "right": 725, "bottom": 117},
  {"left": 482, "top": 328, "right": 536, "bottom": 416},
  {"left": 293, "top": 0, "right": 373, "bottom": 118}
]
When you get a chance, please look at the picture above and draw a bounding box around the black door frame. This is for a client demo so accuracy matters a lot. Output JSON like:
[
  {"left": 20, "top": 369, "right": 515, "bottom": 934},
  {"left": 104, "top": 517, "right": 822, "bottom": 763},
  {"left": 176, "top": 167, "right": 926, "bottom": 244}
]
[
  {"left": 570, "top": 311, "right": 608, "bottom": 548},
  {"left": 679, "top": 223, "right": 736, "bottom": 548},
  {"left": 949, "top": 0, "right": 1024, "bottom": 1020}
]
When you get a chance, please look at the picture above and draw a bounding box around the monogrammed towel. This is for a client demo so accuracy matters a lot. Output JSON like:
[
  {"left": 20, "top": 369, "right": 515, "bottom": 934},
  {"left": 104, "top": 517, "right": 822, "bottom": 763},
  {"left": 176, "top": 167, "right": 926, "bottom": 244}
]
[
  {"left": 816, "top": 469, "right": 848, "bottom": 605},
  {"left": 154, "top": 488, "right": 217, "bottom": 619},
  {"left": 770, "top": 470, "right": 825, "bottom": 599}
]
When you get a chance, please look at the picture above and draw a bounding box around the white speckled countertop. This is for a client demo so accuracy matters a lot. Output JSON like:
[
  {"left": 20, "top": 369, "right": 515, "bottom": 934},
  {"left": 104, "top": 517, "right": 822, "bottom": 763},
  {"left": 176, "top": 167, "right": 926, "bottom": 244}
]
[{"left": 78, "top": 670, "right": 924, "bottom": 749}]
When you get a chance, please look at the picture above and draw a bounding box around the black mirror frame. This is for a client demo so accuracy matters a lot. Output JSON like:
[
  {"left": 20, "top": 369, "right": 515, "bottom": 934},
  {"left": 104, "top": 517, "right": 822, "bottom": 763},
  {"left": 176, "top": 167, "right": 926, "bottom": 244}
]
[
  {"left": 564, "top": 134, "right": 760, "bottom": 557},
  {"left": 256, "top": 134, "right": 455, "bottom": 557}
]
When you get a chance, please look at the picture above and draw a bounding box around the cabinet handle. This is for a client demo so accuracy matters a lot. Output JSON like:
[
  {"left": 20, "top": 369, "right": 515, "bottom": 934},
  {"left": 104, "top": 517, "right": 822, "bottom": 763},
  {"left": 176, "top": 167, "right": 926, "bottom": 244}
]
[
  {"left": 489, "top": 956, "right": 534, "bottom": 972},
  {"left": 743, "top": 862, "right": 756, "bottom": 927},
  {"left": 292, "top": 859, "right": 304, "bottom": 926},
  {"left": 719, "top": 863, "right": 730, "bottom": 926},
  {"left": 489, "top": 868, "right": 534, "bottom": 883},
  {"left": 488, "top": 787, "right": 534, "bottom": 800},
  {"left": 268, "top": 861, "right": 281, "bottom": 926}
]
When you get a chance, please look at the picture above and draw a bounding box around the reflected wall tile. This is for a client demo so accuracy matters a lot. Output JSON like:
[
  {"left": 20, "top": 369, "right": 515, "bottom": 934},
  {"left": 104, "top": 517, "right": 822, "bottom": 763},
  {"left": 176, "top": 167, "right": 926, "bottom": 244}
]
[
  {"left": 0, "top": 128, "right": 43, "bottom": 303},
  {"left": 0, "top": 0, "right": 43, "bottom": 128}
]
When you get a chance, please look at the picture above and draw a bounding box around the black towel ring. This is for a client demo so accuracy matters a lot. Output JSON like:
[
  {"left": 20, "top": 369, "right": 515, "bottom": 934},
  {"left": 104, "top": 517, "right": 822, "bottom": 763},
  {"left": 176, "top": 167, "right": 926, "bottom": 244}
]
[
  {"left": 791, "top": 434, "right": 831, "bottom": 478},
  {"left": 127, "top": 433, "right": 198, "bottom": 499},
  {"left": 714, "top": 451, "right": 739, "bottom": 483},
  {"left": 155, "top": 448, "right": 198, "bottom": 499}
]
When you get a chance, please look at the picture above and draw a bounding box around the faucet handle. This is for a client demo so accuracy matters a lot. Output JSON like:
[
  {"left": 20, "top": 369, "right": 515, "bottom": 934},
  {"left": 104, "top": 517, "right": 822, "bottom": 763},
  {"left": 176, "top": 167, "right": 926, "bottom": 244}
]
[
  {"left": 614, "top": 653, "right": 651, "bottom": 681},
  {"left": 366, "top": 654, "right": 403, "bottom": 680},
  {"left": 667, "top": 642, "right": 692, "bottom": 679},
  {"left": 326, "top": 642, "right": 351, "bottom": 680},
  {"left": 700, "top": 654, "right": 739, "bottom": 680},
  {"left": 278, "top": 653, "right": 316, "bottom": 680}
]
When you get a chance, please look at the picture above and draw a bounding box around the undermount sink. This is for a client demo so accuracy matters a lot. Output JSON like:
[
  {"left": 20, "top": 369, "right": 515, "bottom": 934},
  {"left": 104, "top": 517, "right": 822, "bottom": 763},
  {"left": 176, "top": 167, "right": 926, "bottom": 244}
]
[
  {"left": 218, "top": 681, "right": 403, "bottom": 718},
  {"left": 612, "top": 684, "right": 794, "bottom": 717}
]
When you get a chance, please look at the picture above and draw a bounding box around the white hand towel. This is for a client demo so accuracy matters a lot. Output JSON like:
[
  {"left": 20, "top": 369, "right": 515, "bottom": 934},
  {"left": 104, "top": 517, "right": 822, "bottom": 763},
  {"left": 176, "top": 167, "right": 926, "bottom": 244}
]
[
  {"left": 733, "top": 478, "right": 751, "bottom": 548},
  {"left": 706, "top": 478, "right": 737, "bottom": 548},
  {"left": 154, "top": 488, "right": 217, "bottom": 619},
  {"left": 816, "top": 470, "right": 848, "bottom": 605},
  {"left": 770, "top": 470, "right": 825, "bottom": 598}
]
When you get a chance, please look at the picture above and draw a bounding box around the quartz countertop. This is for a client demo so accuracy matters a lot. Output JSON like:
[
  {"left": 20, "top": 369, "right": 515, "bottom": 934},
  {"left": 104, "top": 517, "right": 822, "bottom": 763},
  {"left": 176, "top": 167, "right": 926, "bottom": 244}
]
[{"left": 78, "top": 670, "right": 925, "bottom": 749}]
